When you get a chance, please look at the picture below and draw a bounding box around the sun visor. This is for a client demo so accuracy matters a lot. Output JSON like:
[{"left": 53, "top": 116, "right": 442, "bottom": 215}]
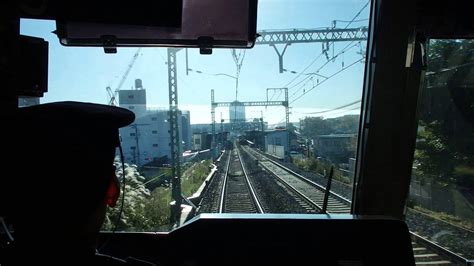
[
  {"left": 55, "top": 0, "right": 258, "bottom": 51},
  {"left": 18, "top": 1, "right": 182, "bottom": 28}
]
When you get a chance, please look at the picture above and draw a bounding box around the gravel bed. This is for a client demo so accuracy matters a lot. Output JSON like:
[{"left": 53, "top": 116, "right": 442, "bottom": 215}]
[
  {"left": 406, "top": 209, "right": 474, "bottom": 259},
  {"left": 239, "top": 148, "right": 309, "bottom": 213},
  {"left": 198, "top": 153, "right": 228, "bottom": 213}
]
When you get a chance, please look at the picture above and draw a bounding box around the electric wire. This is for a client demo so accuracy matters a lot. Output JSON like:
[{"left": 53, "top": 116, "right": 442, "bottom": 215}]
[
  {"left": 290, "top": 58, "right": 363, "bottom": 103},
  {"left": 290, "top": 58, "right": 364, "bottom": 104},
  {"left": 289, "top": 43, "right": 360, "bottom": 96},
  {"left": 295, "top": 101, "right": 361, "bottom": 115},
  {"left": 324, "top": 105, "right": 361, "bottom": 116},
  {"left": 333, "top": 19, "right": 369, "bottom": 24},
  {"left": 281, "top": 1, "right": 370, "bottom": 91}
]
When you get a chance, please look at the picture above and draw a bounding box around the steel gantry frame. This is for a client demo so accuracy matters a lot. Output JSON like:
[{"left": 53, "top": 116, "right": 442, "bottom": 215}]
[
  {"left": 256, "top": 27, "right": 368, "bottom": 73},
  {"left": 166, "top": 27, "right": 368, "bottom": 225},
  {"left": 211, "top": 88, "right": 289, "bottom": 144},
  {"left": 257, "top": 27, "right": 368, "bottom": 44},
  {"left": 167, "top": 48, "right": 182, "bottom": 226}
]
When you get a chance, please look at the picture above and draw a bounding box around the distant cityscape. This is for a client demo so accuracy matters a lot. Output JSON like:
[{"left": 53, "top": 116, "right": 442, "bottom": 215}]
[{"left": 19, "top": 78, "right": 359, "bottom": 171}]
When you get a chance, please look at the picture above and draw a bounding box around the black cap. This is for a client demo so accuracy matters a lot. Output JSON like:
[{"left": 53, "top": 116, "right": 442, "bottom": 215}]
[
  {"left": 0, "top": 102, "right": 135, "bottom": 218},
  {"left": 13, "top": 101, "right": 135, "bottom": 150},
  {"left": 16, "top": 101, "right": 134, "bottom": 129}
]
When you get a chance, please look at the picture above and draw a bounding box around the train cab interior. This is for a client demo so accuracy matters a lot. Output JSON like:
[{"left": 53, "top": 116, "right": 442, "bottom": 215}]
[{"left": 0, "top": 0, "right": 473, "bottom": 265}]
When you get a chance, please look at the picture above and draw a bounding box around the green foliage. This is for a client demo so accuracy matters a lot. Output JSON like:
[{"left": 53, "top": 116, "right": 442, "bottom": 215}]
[
  {"left": 293, "top": 158, "right": 351, "bottom": 184},
  {"left": 140, "top": 167, "right": 172, "bottom": 190},
  {"left": 415, "top": 121, "right": 455, "bottom": 180},
  {"left": 181, "top": 160, "right": 212, "bottom": 197},
  {"left": 103, "top": 160, "right": 212, "bottom": 232},
  {"left": 143, "top": 188, "right": 172, "bottom": 230},
  {"left": 301, "top": 115, "right": 359, "bottom": 139},
  {"left": 414, "top": 39, "right": 474, "bottom": 186},
  {"left": 103, "top": 163, "right": 152, "bottom": 231}
]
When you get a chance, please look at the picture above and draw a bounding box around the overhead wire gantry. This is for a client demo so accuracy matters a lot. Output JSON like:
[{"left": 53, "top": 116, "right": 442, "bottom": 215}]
[{"left": 166, "top": 26, "right": 368, "bottom": 226}]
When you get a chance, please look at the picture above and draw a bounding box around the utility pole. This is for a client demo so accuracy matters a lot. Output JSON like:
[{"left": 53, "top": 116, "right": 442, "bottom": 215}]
[
  {"left": 134, "top": 125, "right": 140, "bottom": 165},
  {"left": 167, "top": 48, "right": 182, "bottom": 227},
  {"left": 129, "top": 123, "right": 150, "bottom": 166},
  {"left": 211, "top": 89, "right": 216, "bottom": 149},
  {"left": 220, "top": 112, "right": 224, "bottom": 144}
]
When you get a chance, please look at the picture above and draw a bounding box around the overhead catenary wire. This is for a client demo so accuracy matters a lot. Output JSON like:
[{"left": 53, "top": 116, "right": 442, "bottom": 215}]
[
  {"left": 231, "top": 49, "right": 246, "bottom": 101},
  {"left": 281, "top": 0, "right": 370, "bottom": 90},
  {"left": 282, "top": 51, "right": 326, "bottom": 88},
  {"left": 290, "top": 58, "right": 364, "bottom": 104},
  {"left": 333, "top": 19, "right": 369, "bottom": 24},
  {"left": 287, "top": 0, "right": 370, "bottom": 93},
  {"left": 289, "top": 43, "right": 360, "bottom": 96},
  {"left": 324, "top": 105, "right": 361, "bottom": 116},
  {"left": 295, "top": 101, "right": 361, "bottom": 115}
]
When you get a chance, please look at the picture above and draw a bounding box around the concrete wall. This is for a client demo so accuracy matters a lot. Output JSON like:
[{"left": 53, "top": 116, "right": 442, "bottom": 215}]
[
  {"left": 267, "top": 144, "right": 285, "bottom": 159},
  {"left": 409, "top": 177, "right": 474, "bottom": 220},
  {"left": 265, "top": 130, "right": 288, "bottom": 156}
]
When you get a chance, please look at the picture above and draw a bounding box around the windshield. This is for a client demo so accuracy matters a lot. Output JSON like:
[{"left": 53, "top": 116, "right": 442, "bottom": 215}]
[{"left": 20, "top": 0, "right": 370, "bottom": 232}]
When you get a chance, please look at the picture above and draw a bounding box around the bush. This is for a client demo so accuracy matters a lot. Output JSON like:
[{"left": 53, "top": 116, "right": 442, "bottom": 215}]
[
  {"left": 103, "top": 160, "right": 213, "bottom": 232},
  {"left": 103, "top": 163, "right": 152, "bottom": 231}
]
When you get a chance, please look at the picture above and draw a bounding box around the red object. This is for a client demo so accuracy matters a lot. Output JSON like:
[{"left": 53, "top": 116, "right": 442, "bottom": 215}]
[{"left": 105, "top": 166, "right": 120, "bottom": 207}]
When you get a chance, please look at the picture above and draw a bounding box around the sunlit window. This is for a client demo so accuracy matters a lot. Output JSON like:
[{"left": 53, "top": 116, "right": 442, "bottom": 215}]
[
  {"left": 408, "top": 39, "right": 474, "bottom": 263},
  {"left": 20, "top": 0, "right": 370, "bottom": 232}
]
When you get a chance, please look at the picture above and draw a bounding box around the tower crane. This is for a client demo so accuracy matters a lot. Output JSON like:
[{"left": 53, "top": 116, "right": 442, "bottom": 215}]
[{"left": 106, "top": 48, "right": 142, "bottom": 106}]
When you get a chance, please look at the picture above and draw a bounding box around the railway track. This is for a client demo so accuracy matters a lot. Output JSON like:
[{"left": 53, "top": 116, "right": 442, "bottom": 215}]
[
  {"left": 241, "top": 145, "right": 472, "bottom": 265},
  {"left": 241, "top": 145, "right": 351, "bottom": 214},
  {"left": 199, "top": 144, "right": 471, "bottom": 264},
  {"left": 197, "top": 152, "right": 228, "bottom": 213},
  {"left": 219, "top": 147, "right": 264, "bottom": 213}
]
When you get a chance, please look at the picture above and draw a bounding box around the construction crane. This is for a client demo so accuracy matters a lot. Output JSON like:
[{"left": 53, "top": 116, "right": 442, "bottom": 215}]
[{"left": 106, "top": 48, "right": 142, "bottom": 106}]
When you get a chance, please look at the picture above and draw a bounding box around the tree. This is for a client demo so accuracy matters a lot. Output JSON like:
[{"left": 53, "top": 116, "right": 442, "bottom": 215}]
[
  {"left": 301, "top": 115, "right": 359, "bottom": 139},
  {"left": 301, "top": 117, "right": 331, "bottom": 137},
  {"left": 326, "top": 115, "right": 359, "bottom": 134},
  {"left": 414, "top": 39, "right": 474, "bottom": 186}
]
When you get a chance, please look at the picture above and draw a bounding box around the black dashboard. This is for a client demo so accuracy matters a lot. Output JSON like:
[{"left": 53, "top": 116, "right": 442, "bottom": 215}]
[{"left": 99, "top": 214, "right": 415, "bottom": 266}]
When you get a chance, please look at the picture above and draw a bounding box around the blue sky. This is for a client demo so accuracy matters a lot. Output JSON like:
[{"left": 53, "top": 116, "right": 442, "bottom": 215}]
[{"left": 20, "top": 0, "right": 370, "bottom": 125}]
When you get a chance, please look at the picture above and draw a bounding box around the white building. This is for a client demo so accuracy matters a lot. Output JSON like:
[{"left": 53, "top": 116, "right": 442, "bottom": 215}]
[
  {"left": 229, "top": 101, "right": 245, "bottom": 123},
  {"left": 118, "top": 79, "right": 191, "bottom": 165}
]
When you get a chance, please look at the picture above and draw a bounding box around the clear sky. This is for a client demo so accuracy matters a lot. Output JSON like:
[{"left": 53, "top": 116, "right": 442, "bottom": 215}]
[{"left": 20, "top": 0, "right": 370, "bottom": 125}]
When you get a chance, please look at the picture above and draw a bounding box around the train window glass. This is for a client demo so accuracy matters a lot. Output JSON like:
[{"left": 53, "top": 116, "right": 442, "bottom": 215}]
[
  {"left": 19, "top": 0, "right": 369, "bottom": 232},
  {"left": 407, "top": 39, "right": 474, "bottom": 261}
]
